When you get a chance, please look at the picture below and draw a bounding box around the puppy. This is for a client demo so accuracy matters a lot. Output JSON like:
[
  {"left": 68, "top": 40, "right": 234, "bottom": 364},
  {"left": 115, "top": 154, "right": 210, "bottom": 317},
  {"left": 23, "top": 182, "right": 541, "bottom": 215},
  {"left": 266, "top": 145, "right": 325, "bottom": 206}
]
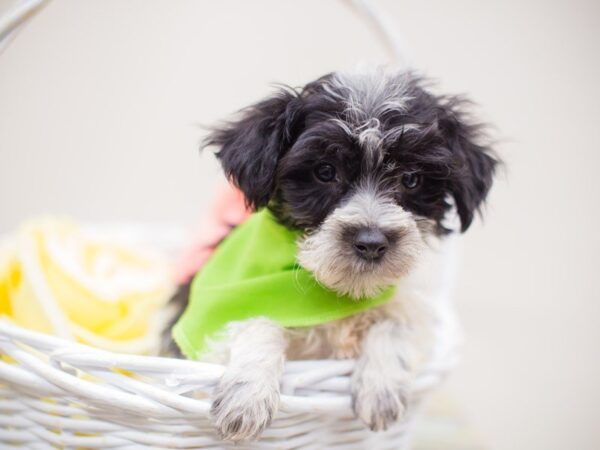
[{"left": 167, "top": 67, "right": 497, "bottom": 441}]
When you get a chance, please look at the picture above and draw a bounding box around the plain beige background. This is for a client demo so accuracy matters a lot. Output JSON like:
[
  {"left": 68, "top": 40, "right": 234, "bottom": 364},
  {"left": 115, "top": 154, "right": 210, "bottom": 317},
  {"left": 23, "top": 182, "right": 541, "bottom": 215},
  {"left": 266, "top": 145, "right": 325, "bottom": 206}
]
[{"left": 1, "top": 1, "right": 599, "bottom": 449}]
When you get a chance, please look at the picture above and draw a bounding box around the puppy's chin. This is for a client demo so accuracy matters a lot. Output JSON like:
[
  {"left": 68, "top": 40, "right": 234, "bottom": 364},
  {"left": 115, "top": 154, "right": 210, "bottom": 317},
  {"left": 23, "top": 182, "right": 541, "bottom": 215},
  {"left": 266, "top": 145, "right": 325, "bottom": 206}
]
[{"left": 296, "top": 191, "right": 425, "bottom": 299}]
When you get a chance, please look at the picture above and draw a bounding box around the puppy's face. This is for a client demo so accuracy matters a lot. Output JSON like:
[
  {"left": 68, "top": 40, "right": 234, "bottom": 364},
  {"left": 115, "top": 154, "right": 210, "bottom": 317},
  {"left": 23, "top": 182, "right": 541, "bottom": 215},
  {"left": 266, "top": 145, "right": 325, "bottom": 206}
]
[{"left": 207, "top": 69, "right": 497, "bottom": 298}]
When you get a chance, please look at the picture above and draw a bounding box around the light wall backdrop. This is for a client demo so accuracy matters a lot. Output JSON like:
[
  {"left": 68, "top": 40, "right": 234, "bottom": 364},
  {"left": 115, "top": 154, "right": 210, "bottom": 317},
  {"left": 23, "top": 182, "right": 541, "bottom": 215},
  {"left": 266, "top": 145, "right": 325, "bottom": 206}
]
[{"left": 1, "top": 1, "right": 599, "bottom": 449}]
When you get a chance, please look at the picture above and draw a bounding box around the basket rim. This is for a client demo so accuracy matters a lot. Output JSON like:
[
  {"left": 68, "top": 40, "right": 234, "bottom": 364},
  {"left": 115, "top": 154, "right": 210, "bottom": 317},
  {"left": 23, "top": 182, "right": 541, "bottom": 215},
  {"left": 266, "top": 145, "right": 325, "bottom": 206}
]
[{"left": 0, "top": 320, "right": 456, "bottom": 416}]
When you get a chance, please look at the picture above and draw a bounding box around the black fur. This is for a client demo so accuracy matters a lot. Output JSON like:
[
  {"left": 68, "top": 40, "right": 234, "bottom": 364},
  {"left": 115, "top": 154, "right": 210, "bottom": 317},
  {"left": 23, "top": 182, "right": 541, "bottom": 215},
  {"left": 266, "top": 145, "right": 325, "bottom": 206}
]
[
  {"left": 204, "top": 71, "right": 497, "bottom": 234},
  {"left": 205, "top": 88, "right": 304, "bottom": 209},
  {"left": 160, "top": 281, "right": 190, "bottom": 357}
]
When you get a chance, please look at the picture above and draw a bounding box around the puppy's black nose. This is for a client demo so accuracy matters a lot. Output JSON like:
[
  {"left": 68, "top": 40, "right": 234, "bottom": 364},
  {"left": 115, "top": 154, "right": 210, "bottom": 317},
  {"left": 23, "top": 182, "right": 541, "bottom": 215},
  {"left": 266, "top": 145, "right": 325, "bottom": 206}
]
[{"left": 353, "top": 228, "right": 388, "bottom": 261}]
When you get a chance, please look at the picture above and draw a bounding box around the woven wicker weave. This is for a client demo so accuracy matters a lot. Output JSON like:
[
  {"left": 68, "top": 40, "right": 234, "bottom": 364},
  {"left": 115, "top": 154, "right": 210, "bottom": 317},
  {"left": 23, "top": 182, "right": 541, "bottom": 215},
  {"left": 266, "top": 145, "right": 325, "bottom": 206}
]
[
  {"left": 0, "top": 221, "right": 460, "bottom": 449},
  {"left": 0, "top": 319, "right": 457, "bottom": 449}
]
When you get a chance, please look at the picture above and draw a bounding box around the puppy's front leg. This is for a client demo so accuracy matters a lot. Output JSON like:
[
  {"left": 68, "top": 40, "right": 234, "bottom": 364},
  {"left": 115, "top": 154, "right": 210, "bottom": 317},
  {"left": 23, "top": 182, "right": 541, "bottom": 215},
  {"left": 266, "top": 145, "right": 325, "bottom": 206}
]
[
  {"left": 211, "top": 318, "right": 286, "bottom": 441},
  {"left": 352, "top": 320, "right": 412, "bottom": 431}
]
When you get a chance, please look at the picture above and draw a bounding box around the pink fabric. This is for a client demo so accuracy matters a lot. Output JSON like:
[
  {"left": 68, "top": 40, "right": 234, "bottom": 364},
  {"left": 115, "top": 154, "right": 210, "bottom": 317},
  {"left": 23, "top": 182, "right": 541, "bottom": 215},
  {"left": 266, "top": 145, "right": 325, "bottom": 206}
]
[{"left": 175, "top": 183, "right": 251, "bottom": 284}]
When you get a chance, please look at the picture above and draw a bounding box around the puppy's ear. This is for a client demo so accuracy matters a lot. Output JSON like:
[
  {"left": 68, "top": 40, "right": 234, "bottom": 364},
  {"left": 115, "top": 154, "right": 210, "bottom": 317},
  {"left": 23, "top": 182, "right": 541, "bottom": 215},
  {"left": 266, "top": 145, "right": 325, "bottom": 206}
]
[
  {"left": 205, "top": 88, "right": 302, "bottom": 209},
  {"left": 437, "top": 98, "right": 498, "bottom": 232}
]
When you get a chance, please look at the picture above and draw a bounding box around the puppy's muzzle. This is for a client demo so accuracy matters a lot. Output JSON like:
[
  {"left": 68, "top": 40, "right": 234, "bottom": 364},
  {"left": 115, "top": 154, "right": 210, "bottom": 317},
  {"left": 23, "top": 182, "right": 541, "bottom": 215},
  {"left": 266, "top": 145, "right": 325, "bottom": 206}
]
[{"left": 352, "top": 227, "right": 389, "bottom": 261}]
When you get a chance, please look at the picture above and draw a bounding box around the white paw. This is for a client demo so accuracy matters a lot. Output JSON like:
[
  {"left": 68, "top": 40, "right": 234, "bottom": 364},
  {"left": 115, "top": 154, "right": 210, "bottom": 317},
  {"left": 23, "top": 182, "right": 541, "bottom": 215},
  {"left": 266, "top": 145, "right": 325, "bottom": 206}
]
[
  {"left": 351, "top": 384, "right": 408, "bottom": 431},
  {"left": 351, "top": 363, "right": 411, "bottom": 432},
  {"left": 210, "top": 376, "right": 279, "bottom": 441}
]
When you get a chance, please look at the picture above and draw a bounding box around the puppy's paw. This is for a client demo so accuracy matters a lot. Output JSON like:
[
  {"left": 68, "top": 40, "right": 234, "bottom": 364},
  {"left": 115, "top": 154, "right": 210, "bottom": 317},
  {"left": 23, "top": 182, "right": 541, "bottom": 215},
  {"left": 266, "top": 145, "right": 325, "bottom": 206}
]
[
  {"left": 210, "top": 376, "right": 279, "bottom": 441},
  {"left": 352, "top": 385, "right": 408, "bottom": 431},
  {"left": 351, "top": 363, "right": 411, "bottom": 432}
]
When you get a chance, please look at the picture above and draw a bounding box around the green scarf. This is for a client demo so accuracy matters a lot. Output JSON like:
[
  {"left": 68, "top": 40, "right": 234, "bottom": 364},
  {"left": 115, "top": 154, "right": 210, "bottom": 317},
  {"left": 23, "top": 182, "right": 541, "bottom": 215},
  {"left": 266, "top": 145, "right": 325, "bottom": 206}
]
[{"left": 173, "top": 209, "right": 395, "bottom": 359}]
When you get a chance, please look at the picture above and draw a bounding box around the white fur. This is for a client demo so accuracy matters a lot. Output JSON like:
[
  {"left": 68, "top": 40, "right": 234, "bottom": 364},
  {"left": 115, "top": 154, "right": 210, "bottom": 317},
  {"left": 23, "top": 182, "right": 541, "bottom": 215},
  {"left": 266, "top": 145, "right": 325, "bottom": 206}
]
[
  {"left": 324, "top": 68, "right": 419, "bottom": 166},
  {"left": 351, "top": 320, "right": 413, "bottom": 431},
  {"left": 210, "top": 318, "right": 286, "bottom": 441},
  {"left": 327, "top": 67, "right": 412, "bottom": 122},
  {"left": 297, "top": 184, "right": 425, "bottom": 299}
]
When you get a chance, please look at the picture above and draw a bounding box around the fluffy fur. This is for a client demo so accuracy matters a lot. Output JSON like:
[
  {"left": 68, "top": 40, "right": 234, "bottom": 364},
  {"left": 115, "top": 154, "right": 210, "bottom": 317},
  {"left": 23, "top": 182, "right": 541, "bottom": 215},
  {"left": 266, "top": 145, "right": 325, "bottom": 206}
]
[
  {"left": 168, "top": 67, "right": 497, "bottom": 442},
  {"left": 210, "top": 318, "right": 285, "bottom": 441},
  {"left": 297, "top": 183, "right": 424, "bottom": 298}
]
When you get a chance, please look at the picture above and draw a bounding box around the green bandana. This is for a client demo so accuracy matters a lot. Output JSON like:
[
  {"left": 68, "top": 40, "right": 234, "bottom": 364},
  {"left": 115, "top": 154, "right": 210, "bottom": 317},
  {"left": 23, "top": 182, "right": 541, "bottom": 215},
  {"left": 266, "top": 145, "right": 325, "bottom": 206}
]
[{"left": 173, "top": 209, "right": 395, "bottom": 359}]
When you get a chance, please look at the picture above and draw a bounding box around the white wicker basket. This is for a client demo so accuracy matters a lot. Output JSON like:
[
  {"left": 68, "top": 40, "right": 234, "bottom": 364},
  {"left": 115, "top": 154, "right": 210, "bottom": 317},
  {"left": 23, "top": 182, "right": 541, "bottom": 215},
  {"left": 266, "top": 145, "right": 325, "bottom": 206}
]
[
  {"left": 0, "top": 318, "right": 456, "bottom": 449},
  {"left": 0, "top": 217, "right": 460, "bottom": 449},
  {"left": 0, "top": 1, "right": 459, "bottom": 448}
]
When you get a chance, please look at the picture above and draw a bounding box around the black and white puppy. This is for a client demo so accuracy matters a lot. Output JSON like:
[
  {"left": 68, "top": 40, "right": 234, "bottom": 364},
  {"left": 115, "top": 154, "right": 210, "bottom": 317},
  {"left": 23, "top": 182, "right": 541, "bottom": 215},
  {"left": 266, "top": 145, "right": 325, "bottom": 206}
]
[{"left": 172, "top": 67, "right": 496, "bottom": 441}]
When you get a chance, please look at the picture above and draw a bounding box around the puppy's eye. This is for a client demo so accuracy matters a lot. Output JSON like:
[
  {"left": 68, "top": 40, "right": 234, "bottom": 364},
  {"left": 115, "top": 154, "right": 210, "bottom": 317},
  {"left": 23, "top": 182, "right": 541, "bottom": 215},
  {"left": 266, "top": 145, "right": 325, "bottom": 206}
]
[
  {"left": 401, "top": 172, "right": 421, "bottom": 190},
  {"left": 314, "top": 163, "right": 336, "bottom": 182}
]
